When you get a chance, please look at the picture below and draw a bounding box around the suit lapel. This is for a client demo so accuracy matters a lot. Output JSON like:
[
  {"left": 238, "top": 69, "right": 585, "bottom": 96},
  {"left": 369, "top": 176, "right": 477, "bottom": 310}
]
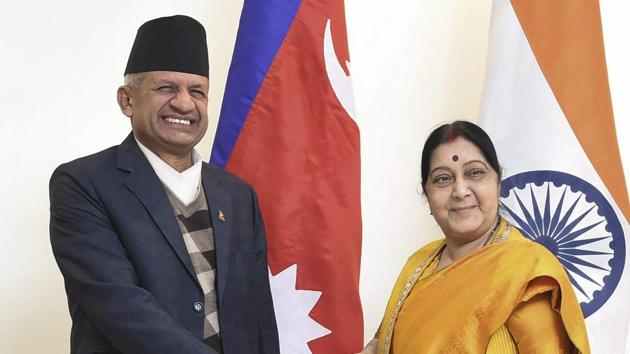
[
  {"left": 201, "top": 164, "right": 232, "bottom": 303},
  {"left": 117, "top": 134, "right": 198, "bottom": 284}
]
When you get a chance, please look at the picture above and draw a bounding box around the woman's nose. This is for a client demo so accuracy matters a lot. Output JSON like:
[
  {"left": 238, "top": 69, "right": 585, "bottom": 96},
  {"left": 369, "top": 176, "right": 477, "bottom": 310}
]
[{"left": 452, "top": 179, "right": 471, "bottom": 199}]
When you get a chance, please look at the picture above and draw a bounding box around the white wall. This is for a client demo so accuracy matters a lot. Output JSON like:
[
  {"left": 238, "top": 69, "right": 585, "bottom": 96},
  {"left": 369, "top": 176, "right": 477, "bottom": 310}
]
[{"left": 0, "top": 1, "right": 627, "bottom": 353}]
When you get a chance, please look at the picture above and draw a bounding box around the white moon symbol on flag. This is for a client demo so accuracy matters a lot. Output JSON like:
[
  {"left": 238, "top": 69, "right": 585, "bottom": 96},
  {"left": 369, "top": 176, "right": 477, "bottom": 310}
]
[
  {"left": 269, "top": 264, "right": 331, "bottom": 353},
  {"left": 324, "top": 19, "right": 356, "bottom": 121}
]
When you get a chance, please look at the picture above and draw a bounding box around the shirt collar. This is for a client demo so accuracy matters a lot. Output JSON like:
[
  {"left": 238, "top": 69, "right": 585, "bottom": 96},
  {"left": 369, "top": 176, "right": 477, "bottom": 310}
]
[{"left": 135, "top": 137, "right": 203, "bottom": 205}]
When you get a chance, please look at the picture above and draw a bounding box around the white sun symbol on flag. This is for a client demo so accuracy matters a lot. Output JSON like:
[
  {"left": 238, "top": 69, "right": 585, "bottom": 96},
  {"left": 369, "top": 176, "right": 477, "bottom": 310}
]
[{"left": 269, "top": 264, "right": 331, "bottom": 353}]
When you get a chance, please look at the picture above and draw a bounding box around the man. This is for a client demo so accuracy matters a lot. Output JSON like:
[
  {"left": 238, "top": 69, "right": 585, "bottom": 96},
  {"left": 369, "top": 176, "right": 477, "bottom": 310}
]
[{"left": 49, "top": 15, "right": 279, "bottom": 354}]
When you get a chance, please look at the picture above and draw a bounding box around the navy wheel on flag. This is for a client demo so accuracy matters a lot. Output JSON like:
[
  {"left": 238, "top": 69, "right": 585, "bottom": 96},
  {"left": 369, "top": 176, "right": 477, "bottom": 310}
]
[{"left": 499, "top": 170, "right": 625, "bottom": 318}]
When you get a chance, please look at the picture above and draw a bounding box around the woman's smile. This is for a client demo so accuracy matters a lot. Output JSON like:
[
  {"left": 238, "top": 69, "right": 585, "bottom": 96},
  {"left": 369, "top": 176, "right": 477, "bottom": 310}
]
[{"left": 450, "top": 205, "right": 477, "bottom": 213}]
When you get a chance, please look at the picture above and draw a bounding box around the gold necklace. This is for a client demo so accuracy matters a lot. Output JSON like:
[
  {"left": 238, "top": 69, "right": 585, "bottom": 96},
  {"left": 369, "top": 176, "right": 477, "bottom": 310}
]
[{"left": 481, "top": 216, "right": 502, "bottom": 247}]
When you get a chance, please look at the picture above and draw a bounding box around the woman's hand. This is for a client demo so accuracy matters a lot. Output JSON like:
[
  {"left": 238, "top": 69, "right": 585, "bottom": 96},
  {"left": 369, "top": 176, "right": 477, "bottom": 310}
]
[{"left": 355, "top": 338, "right": 378, "bottom": 354}]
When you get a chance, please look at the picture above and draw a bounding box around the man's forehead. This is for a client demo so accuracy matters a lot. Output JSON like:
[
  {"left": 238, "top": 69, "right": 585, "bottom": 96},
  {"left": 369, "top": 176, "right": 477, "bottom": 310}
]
[{"left": 145, "top": 71, "right": 209, "bottom": 86}]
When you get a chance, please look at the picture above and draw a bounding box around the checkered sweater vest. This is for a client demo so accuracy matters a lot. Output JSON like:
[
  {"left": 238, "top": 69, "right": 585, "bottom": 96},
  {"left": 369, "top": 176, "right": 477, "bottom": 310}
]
[{"left": 164, "top": 185, "right": 222, "bottom": 353}]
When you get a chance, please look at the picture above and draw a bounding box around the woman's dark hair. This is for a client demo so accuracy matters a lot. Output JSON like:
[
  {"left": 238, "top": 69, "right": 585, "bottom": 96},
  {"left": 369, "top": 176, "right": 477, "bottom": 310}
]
[{"left": 420, "top": 120, "right": 501, "bottom": 193}]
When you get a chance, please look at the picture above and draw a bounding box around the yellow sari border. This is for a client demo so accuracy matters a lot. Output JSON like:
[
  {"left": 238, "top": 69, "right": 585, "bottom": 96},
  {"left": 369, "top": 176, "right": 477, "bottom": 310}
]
[{"left": 379, "top": 243, "right": 443, "bottom": 353}]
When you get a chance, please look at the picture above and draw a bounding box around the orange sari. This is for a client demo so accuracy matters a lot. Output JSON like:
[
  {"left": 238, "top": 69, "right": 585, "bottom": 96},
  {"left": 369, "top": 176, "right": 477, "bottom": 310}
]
[{"left": 376, "top": 219, "right": 590, "bottom": 353}]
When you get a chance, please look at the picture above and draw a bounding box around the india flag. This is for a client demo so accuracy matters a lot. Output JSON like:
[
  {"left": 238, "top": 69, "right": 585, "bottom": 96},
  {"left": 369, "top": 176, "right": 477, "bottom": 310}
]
[{"left": 479, "top": 0, "right": 630, "bottom": 352}]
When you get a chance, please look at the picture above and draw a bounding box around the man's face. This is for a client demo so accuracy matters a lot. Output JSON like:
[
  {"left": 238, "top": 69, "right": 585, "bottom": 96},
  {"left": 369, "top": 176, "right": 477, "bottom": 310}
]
[{"left": 121, "top": 71, "right": 209, "bottom": 158}]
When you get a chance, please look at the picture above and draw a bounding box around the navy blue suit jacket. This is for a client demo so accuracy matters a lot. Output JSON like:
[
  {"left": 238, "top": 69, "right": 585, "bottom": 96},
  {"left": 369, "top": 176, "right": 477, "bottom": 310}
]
[{"left": 49, "top": 134, "right": 279, "bottom": 354}]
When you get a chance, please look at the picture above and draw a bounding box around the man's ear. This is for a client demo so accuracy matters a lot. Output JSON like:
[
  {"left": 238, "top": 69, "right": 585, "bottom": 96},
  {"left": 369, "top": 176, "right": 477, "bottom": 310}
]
[{"left": 117, "top": 86, "right": 134, "bottom": 118}]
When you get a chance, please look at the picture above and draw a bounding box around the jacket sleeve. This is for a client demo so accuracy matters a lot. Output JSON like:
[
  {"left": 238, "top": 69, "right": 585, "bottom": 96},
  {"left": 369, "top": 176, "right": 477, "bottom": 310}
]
[
  {"left": 251, "top": 188, "right": 281, "bottom": 354},
  {"left": 49, "top": 166, "right": 215, "bottom": 354}
]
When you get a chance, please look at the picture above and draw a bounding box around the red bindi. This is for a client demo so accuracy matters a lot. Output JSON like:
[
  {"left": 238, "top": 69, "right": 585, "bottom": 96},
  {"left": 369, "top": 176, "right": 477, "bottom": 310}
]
[{"left": 452, "top": 155, "right": 459, "bottom": 162}]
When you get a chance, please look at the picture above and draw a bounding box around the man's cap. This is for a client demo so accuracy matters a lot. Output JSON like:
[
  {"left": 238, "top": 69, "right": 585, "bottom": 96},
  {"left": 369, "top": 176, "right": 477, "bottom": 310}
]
[{"left": 124, "top": 15, "right": 209, "bottom": 78}]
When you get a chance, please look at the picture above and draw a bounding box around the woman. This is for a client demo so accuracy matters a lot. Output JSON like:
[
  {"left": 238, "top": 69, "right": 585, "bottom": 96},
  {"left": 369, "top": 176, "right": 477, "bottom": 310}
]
[{"left": 360, "top": 121, "right": 590, "bottom": 353}]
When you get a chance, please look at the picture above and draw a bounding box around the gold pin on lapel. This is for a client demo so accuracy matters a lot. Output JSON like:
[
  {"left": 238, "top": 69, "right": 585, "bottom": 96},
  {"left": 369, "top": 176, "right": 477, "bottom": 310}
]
[{"left": 218, "top": 210, "right": 226, "bottom": 222}]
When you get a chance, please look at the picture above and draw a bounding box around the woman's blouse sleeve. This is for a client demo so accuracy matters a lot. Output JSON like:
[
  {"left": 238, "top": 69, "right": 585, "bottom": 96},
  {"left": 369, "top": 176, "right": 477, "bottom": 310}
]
[{"left": 506, "top": 292, "right": 573, "bottom": 353}]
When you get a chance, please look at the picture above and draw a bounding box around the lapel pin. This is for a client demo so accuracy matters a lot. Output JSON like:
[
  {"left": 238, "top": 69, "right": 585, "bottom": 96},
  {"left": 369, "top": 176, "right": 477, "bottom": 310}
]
[{"left": 218, "top": 210, "right": 226, "bottom": 222}]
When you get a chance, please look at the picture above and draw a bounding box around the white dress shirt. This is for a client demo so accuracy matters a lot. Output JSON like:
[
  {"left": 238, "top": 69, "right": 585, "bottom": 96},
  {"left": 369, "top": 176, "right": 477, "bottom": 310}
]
[{"left": 135, "top": 138, "right": 203, "bottom": 205}]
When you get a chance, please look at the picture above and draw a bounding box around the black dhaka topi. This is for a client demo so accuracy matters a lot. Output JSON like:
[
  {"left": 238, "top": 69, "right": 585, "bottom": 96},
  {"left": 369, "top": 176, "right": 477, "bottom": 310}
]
[{"left": 124, "top": 15, "right": 208, "bottom": 78}]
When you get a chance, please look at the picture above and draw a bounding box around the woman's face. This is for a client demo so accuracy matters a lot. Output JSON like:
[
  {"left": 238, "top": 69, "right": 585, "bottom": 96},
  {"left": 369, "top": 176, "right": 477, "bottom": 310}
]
[{"left": 425, "top": 137, "right": 500, "bottom": 244}]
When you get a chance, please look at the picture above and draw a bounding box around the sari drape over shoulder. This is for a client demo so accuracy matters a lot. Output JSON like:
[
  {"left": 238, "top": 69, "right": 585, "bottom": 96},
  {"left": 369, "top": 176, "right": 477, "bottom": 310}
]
[{"left": 376, "top": 219, "right": 590, "bottom": 354}]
